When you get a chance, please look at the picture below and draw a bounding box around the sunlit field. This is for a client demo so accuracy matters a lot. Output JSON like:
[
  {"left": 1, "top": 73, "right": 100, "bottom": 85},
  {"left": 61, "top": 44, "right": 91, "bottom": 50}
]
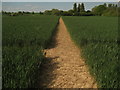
[
  {"left": 63, "top": 16, "right": 119, "bottom": 88},
  {"left": 2, "top": 15, "right": 59, "bottom": 88}
]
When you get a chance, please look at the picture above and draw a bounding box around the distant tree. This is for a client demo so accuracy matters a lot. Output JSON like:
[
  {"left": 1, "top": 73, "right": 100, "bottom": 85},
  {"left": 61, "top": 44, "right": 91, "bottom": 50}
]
[
  {"left": 68, "top": 9, "right": 74, "bottom": 15},
  {"left": 112, "top": 4, "right": 115, "bottom": 7},
  {"left": 39, "top": 11, "right": 43, "bottom": 14},
  {"left": 80, "top": 3, "right": 85, "bottom": 12},
  {"left": 25, "top": 12, "right": 30, "bottom": 14},
  {"left": 104, "top": 3, "right": 107, "bottom": 7},
  {"left": 85, "top": 10, "right": 94, "bottom": 16},
  {"left": 115, "top": 4, "right": 118, "bottom": 7},
  {"left": 73, "top": 3, "right": 77, "bottom": 12},
  {"left": 102, "top": 3, "right": 118, "bottom": 16},
  {"left": 74, "top": 12, "right": 80, "bottom": 16},
  {"left": 108, "top": 4, "right": 113, "bottom": 7},
  {"left": 18, "top": 11, "right": 23, "bottom": 15},
  {"left": 10, "top": 12, "right": 19, "bottom": 16},
  {"left": 2, "top": 10, "right": 5, "bottom": 14},
  {"left": 44, "top": 9, "right": 63, "bottom": 16},
  {"left": 92, "top": 5, "right": 107, "bottom": 15},
  {"left": 18, "top": 11, "right": 22, "bottom": 13},
  {"left": 32, "top": 11, "right": 34, "bottom": 14},
  {"left": 68, "top": 9, "right": 74, "bottom": 13},
  {"left": 62, "top": 11, "right": 71, "bottom": 16},
  {"left": 44, "top": 10, "right": 52, "bottom": 15},
  {"left": 78, "top": 3, "right": 81, "bottom": 12},
  {"left": 22, "top": 11, "right": 25, "bottom": 14},
  {"left": 51, "top": 9, "right": 60, "bottom": 15},
  {"left": 59, "top": 10, "right": 64, "bottom": 16},
  {"left": 102, "top": 7, "right": 118, "bottom": 16}
]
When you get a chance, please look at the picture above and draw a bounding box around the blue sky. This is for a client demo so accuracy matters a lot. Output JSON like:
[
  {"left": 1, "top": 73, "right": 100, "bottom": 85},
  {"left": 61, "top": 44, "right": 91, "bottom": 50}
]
[
  {"left": 2, "top": 0, "right": 118, "bottom": 12},
  {"left": 2, "top": 0, "right": 118, "bottom": 2},
  {"left": 2, "top": 2, "right": 118, "bottom": 12}
]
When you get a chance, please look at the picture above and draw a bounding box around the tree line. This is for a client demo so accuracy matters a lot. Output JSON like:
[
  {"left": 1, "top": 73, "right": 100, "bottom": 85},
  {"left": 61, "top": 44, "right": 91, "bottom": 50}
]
[
  {"left": 2, "top": 2, "right": 120, "bottom": 16},
  {"left": 44, "top": 3, "right": 119, "bottom": 16},
  {"left": 2, "top": 11, "right": 43, "bottom": 16},
  {"left": 92, "top": 3, "right": 119, "bottom": 16},
  {"left": 44, "top": 3, "right": 93, "bottom": 16}
]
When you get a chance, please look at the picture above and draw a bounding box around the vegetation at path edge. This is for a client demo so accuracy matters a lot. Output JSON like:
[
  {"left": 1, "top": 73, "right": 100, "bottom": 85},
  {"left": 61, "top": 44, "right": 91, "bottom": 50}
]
[
  {"left": 63, "top": 16, "right": 119, "bottom": 88},
  {"left": 2, "top": 15, "right": 59, "bottom": 88}
]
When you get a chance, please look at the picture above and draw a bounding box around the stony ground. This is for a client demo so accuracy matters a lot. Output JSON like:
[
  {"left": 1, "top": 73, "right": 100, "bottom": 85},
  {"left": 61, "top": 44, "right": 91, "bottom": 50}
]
[{"left": 39, "top": 18, "right": 97, "bottom": 88}]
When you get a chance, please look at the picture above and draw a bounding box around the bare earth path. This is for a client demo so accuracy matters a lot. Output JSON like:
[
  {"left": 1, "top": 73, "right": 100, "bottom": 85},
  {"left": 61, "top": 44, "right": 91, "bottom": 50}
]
[{"left": 39, "top": 18, "right": 97, "bottom": 88}]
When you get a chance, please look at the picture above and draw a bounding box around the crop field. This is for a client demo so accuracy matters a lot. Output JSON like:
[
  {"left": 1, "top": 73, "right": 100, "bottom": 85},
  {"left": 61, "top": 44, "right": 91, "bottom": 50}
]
[
  {"left": 2, "top": 15, "right": 59, "bottom": 88},
  {"left": 63, "top": 16, "right": 119, "bottom": 88}
]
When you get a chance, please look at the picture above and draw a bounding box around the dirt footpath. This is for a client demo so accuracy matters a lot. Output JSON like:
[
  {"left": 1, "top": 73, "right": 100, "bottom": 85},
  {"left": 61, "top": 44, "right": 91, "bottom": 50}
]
[{"left": 39, "top": 17, "right": 97, "bottom": 88}]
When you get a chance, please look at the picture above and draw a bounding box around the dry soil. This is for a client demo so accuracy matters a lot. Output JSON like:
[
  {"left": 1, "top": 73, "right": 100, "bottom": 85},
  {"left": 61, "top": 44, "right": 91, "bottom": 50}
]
[{"left": 39, "top": 17, "right": 97, "bottom": 88}]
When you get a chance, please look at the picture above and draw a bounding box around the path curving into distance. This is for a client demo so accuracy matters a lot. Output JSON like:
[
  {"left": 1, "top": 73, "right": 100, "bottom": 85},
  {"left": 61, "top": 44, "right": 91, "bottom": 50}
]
[{"left": 39, "top": 17, "right": 97, "bottom": 88}]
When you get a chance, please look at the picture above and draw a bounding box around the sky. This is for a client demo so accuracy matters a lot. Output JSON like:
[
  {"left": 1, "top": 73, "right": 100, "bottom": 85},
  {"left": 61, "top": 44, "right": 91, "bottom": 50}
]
[
  {"left": 2, "top": 0, "right": 119, "bottom": 2},
  {"left": 2, "top": 2, "right": 118, "bottom": 12},
  {"left": 0, "top": 1, "right": 1, "bottom": 11},
  {"left": 1, "top": 0, "right": 118, "bottom": 12}
]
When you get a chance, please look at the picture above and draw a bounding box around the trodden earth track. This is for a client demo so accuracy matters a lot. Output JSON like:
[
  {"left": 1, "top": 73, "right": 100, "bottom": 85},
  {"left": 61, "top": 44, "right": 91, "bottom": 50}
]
[{"left": 39, "top": 17, "right": 97, "bottom": 88}]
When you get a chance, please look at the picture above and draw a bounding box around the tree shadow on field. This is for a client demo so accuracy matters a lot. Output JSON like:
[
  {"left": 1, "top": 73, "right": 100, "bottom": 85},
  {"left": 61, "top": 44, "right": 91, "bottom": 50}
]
[{"left": 38, "top": 56, "right": 60, "bottom": 88}]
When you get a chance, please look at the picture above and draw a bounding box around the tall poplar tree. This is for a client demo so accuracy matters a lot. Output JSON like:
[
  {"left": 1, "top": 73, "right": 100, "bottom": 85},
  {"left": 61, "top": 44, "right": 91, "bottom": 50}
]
[
  {"left": 81, "top": 3, "right": 85, "bottom": 12},
  {"left": 78, "top": 3, "right": 81, "bottom": 12},
  {"left": 73, "top": 3, "right": 77, "bottom": 12}
]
